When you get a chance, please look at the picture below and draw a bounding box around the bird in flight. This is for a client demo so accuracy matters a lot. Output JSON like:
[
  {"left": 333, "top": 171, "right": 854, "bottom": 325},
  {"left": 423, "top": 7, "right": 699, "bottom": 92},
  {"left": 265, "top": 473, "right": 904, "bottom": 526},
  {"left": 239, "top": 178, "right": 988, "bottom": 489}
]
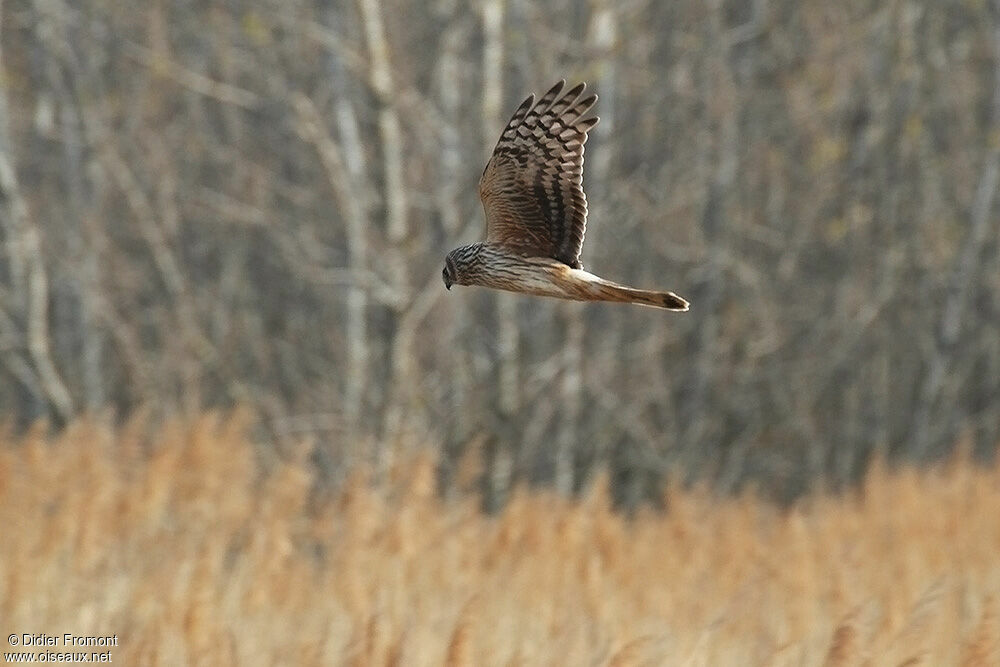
[{"left": 442, "top": 80, "right": 689, "bottom": 311}]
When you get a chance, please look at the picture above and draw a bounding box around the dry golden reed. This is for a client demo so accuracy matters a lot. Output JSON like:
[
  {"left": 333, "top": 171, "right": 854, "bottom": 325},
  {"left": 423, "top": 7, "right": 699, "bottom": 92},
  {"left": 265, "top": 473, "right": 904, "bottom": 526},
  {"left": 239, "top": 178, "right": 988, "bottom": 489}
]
[
  {"left": 823, "top": 609, "right": 863, "bottom": 667},
  {"left": 1, "top": 414, "right": 999, "bottom": 666}
]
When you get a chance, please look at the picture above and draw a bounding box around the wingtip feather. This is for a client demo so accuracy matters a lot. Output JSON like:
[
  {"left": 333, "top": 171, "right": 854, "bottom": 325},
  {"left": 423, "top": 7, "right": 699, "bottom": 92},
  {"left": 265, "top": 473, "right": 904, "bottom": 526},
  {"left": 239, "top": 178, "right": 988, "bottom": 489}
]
[
  {"left": 666, "top": 293, "right": 690, "bottom": 311},
  {"left": 543, "top": 80, "right": 566, "bottom": 98}
]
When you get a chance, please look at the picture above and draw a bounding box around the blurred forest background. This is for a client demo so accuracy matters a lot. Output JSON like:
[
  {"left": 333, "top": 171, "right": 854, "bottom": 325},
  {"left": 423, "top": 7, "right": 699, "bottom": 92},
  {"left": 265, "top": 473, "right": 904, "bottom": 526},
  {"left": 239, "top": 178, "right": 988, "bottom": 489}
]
[{"left": 0, "top": 0, "right": 998, "bottom": 504}]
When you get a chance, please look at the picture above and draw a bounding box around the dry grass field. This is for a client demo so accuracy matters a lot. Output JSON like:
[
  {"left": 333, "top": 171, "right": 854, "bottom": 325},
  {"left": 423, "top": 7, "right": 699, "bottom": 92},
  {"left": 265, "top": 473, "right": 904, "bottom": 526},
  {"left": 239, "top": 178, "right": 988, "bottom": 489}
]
[{"left": 1, "top": 414, "right": 999, "bottom": 666}]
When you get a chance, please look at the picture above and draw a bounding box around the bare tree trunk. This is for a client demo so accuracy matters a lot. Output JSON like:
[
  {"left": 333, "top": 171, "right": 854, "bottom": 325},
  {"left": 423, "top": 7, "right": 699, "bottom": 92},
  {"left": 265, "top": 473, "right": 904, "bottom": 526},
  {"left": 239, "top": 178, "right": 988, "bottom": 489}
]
[
  {"left": 0, "top": 0, "right": 38, "bottom": 414},
  {"left": 320, "top": 14, "right": 371, "bottom": 439},
  {"left": 588, "top": 4, "right": 618, "bottom": 186},
  {"left": 0, "top": 0, "right": 26, "bottom": 300},
  {"left": 482, "top": 0, "right": 519, "bottom": 420},
  {"left": 912, "top": 12, "right": 1000, "bottom": 458},
  {"left": 481, "top": 0, "right": 517, "bottom": 502},
  {"left": 555, "top": 1, "right": 620, "bottom": 494},
  {"left": 357, "top": 0, "right": 411, "bottom": 443},
  {"left": 291, "top": 87, "right": 370, "bottom": 440},
  {"left": 0, "top": 176, "right": 73, "bottom": 423},
  {"left": 47, "top": 45, "right": 106, "bottom": 411},
  {"left": 0, "top": 0, "right": 73, "bottom": 422},
  {"left": 555, "top": 316, "right": 582, "bottom": 494},
  {"left": 336, "top": 97, "right": 371, "bottom": 441},
  {"left": 438, "top": 18, "right": 474, "bottom": 454},
  {"left": 683, "top": 11, "right": 737, "bottom": 465}
]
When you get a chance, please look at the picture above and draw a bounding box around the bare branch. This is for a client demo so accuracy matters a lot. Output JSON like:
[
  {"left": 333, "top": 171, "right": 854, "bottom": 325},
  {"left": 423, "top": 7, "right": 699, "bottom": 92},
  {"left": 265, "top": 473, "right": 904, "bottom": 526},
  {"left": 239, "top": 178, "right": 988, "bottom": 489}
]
[{"left": 123, "top": 42, "right": 262, "bottom": 110}]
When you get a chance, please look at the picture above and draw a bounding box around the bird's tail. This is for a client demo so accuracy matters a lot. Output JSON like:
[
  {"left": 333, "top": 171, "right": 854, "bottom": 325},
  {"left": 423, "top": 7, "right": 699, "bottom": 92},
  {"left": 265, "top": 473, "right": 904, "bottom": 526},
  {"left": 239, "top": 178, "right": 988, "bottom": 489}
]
[
  {"left": 581, "top": 274, "right": 690, "bottom": 311},
  {"left": 612, "top": 285, "right": 690, "bottom": 311}
]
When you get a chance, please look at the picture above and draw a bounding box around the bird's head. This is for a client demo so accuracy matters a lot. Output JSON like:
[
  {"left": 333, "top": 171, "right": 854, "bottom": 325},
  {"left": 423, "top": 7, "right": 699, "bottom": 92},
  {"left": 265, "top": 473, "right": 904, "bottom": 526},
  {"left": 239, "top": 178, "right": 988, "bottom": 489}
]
[
  {"left": 442, "top": 244, "right": 481, "bottom": 291},
  {"left": 442, "top": 256, "right": 455, "bottom": 290}
]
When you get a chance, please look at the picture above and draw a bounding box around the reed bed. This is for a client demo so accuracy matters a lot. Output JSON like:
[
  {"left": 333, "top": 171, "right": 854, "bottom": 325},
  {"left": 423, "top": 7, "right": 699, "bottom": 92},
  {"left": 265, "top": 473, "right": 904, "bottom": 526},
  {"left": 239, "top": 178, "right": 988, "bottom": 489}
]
[{"left": 1, "top": 415, "right": 998, "bottom": 665}]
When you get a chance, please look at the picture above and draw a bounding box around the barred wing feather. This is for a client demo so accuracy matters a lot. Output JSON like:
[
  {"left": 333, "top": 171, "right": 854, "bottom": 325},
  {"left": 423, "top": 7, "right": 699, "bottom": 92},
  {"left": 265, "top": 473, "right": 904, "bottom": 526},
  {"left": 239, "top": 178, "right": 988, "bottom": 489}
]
[{"left": 478, "top": 80, "right": 599, "bottom": 269}]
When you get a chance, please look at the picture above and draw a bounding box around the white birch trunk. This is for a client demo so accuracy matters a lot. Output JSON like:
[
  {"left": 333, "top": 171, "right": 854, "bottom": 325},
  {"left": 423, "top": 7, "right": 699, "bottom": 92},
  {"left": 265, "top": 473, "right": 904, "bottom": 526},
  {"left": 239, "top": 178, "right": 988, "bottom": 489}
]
[
  {"left": 438, "top": 21, "right": 474, "bottom": 446},
  {"left": 481, "top": 0, "right": 520, "bottom": 420},
  {"left": 357, "top": 0, "right": 412, "bottom": 440},
  {"left": 333, "top": 65, "right": 370, "bottom": 439},
  {"left": 0, "top": 5, "right": 73, "bottom": 421}
]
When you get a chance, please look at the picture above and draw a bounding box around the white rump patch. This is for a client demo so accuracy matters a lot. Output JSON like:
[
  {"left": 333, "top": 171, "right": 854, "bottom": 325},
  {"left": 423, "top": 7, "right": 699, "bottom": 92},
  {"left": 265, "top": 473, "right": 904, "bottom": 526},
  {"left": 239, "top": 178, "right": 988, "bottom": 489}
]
[{"left": 570, "top": 269, "right": 604, "bottom": 283}]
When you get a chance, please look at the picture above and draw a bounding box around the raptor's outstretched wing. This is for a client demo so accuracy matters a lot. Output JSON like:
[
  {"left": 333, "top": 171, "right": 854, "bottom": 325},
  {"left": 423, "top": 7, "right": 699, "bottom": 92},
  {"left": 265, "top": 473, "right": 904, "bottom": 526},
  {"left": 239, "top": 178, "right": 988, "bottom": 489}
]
[{"left": 478, "top": 80, "right": 598, "bottom": 269}]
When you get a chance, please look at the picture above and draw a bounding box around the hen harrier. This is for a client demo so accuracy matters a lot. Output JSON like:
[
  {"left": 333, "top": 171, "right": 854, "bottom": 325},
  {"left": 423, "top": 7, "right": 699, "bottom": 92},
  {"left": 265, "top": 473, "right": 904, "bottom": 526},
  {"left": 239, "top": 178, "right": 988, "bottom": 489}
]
[{"left": 442, "top": 80, "right": 689, "bottom": 311}]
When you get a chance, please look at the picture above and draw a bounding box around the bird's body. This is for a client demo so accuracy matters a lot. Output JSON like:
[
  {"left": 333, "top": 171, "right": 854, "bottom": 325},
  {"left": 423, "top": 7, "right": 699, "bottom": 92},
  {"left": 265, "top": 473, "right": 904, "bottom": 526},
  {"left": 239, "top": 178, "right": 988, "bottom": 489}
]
[
  {"left": 443, "top": 80, "right": 689, "bottom": 311},
  {"left": 445, "top": 242, "right": 689, "bottom": 309}
]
